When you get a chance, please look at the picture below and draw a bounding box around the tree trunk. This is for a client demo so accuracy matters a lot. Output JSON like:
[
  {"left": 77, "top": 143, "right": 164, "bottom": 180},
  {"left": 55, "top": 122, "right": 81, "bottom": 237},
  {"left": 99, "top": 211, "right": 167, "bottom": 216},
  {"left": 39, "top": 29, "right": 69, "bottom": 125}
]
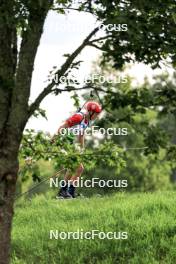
[
  {"left": 0, "top": 158, "right": 18, "bottom": 264},
  {"left": 0, "top": 1, "right": 53, "bottom": 263}
]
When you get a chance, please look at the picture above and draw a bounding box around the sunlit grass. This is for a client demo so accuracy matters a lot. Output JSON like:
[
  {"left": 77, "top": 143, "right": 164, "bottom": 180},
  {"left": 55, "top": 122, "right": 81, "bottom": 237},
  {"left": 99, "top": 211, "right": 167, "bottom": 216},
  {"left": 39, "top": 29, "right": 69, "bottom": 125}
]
[{"left": 12, "top": 191, "right": 176, "bottom": 264}]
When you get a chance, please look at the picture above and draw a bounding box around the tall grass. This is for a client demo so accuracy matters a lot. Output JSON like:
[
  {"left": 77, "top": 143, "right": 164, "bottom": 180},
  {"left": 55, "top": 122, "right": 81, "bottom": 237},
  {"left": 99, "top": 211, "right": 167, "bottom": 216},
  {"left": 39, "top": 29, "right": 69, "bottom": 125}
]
[{"left": 11, "top": 191, "right": 176, "bottom": 264}]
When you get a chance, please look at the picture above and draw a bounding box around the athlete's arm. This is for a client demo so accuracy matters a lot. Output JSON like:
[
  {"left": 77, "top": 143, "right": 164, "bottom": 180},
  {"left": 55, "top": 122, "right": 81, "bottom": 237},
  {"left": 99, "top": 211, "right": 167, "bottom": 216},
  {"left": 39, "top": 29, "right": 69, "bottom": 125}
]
[
  {"left": 51, "top": 122, "right": 69, "bottom": 143},
  {"left": 57, "top": 122, "right": 69, "bottom": 134}
]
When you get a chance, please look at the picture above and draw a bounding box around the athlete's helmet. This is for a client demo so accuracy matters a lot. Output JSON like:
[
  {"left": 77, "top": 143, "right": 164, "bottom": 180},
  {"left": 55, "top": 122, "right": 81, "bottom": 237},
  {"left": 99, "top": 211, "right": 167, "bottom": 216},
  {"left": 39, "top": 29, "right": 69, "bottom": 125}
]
[{"left": 85, "top": 101, "right": 102, "bottom": 114}]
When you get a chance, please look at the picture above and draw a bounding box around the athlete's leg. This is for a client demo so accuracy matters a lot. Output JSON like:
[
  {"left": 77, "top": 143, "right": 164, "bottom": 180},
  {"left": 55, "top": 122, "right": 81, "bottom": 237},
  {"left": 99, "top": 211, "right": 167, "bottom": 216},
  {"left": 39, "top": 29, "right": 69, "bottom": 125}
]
[
  {"left": 64, "top": 169, "right": 72, "bottom": 181},
  {"left": 56, "top": 169, "right": 72, "bottom": 199},
  {"left": 57, "top": 164, "right": 84, "bottom": 198},
  {"left": 69, "top": 163, "right": 84, "bottom": 182},
  {"left": 68, "top": 163, "right": 84, "bottom": 197}
]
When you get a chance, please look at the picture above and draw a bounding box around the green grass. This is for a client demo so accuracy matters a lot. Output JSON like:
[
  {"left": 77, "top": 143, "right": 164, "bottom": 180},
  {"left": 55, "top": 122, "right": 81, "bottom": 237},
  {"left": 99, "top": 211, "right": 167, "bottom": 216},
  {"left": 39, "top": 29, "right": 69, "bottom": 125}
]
[{"left": 11, "top": 191, "right": 176, "bottom": 264}]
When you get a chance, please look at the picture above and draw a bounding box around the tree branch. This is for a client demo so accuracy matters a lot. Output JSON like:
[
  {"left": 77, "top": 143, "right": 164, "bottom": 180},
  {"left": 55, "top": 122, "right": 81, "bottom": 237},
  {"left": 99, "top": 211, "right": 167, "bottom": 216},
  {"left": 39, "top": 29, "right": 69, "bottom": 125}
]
[
  {"left": 88, "top": 43, "right": 106, "bottom": 51},
  {"left": 94, "top": 88, "right": 105, "bottom": 108},
  {"left": 23, "top": 137, "right": 36, "bottom": 153},
  {"left": 53, "top": 85, "right": 117, "bottom": 95},
  {"left": 52, "top": 1, "right": 91, "bottom": 13},
  {"left": 51, "top": 7, "right": 91, "bottom": 14},
  {"left": 89, "top": 36, "right": 110, "bottom": 43},
  {"left": 28, "top": 27, "right": 99, "bottom": 117}
]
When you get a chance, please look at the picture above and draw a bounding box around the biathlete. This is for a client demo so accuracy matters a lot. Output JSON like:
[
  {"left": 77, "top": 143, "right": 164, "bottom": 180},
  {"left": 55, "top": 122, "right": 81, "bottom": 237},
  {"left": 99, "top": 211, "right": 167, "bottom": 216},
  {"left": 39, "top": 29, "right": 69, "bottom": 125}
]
[{"left": 52, "top": 101, "right": 102, "bottom": 199}]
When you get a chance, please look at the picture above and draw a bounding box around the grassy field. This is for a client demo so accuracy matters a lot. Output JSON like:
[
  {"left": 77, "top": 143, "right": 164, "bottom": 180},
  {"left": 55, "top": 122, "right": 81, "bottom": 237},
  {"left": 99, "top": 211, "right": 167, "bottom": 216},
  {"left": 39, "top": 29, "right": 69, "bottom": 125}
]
[{"left": 11, "top": 191, "right": 176, "bottom": 264}]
